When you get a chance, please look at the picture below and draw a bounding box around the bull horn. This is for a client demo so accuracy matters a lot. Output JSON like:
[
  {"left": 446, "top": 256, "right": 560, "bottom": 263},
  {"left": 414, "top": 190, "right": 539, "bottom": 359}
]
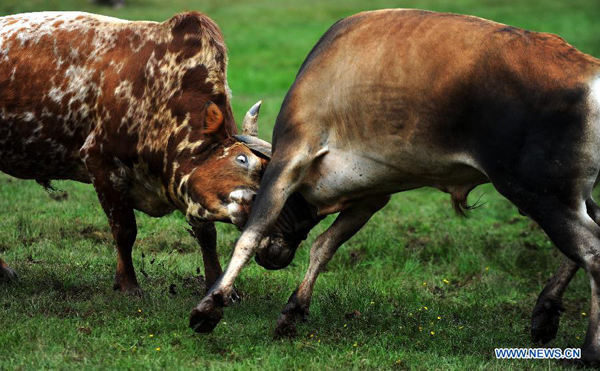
[
  {"left": 241, "top": 100, "right": 262, "bottom": 137},
  {"left": 234, "top": 134, "right": 272, "bottom": 159}
]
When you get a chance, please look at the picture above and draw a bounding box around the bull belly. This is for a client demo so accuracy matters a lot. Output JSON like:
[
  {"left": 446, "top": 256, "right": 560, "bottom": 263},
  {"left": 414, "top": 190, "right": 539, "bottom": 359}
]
[
  {"left": 0, "top": 117, "right": 92, "bottom": 182},
  {"left": 0, "top": 154, "right": 90, "bottom": 182},
  {"left": 300, "top": 149, "right": 488, "bottom": 214},
  {"left": 0, "top": 137, "right": 90, "bottom": 182}
]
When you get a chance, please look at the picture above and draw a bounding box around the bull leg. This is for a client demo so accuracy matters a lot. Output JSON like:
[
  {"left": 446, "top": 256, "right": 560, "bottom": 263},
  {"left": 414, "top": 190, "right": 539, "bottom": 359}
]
[
  {"left": 498, "top": 191, "right": 600, "bottom": 364},
  {"left": 531, "top": 259, "right": 578, "bottom": 343},
  {"left": 274, "top": 195, "right": 390, "bottom": 338},
  {"left": 189, "top": 153, "right": 315, "bottom": 333},
  {"left": 191, "top": 223, "right": 222, "bottom": 291},
  {"left": 106, "top": 204, "right": 139, "bottom": 295},
  {"left": 191, "top": 222, "right": 241, "bottom": 301},
  {"left": 531, "top": 198, "right": 600, "bottom": 343},
  {"left": 83, "top": 152, "right": 141, "bottom": 296},
  {"left": 0, "top": 258, "right": 17, "bottom": 282}
]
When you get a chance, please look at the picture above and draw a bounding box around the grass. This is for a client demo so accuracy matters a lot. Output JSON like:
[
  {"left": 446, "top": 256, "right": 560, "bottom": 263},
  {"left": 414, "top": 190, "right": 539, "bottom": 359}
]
[{"left": 1, "top": 0, "right": 600, "bottom": 369}]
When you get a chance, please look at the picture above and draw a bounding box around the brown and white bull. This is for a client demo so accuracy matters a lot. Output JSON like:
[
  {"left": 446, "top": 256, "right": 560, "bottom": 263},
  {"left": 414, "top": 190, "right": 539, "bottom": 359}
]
[
  {"left": 0, "top": 11, "right": 311, "bottom": 296},
  {"left": 189, "top": 9, "right": 600, "bottom": 364}
]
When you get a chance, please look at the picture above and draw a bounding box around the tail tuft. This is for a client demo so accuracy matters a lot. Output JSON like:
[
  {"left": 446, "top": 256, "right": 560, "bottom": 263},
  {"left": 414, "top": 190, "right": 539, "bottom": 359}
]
[{"left": 36, "top": 179, "right": 55, "bottom": 192}]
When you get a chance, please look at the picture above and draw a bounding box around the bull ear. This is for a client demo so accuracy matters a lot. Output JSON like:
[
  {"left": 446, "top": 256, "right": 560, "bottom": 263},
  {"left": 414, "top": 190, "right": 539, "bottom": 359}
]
[{"left": 203, "top": 101, "right": 224, "bottom": 135}]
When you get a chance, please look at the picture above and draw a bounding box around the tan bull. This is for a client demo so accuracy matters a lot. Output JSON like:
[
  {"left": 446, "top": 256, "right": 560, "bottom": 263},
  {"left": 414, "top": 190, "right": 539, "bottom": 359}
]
[{"left": 190, "top": 9, "right": 600, "bottom": 365}]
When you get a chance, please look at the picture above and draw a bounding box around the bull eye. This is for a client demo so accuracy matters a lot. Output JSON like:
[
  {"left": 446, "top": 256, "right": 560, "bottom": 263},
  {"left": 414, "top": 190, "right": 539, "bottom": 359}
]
[{"left": 236, "top": 154, "right": 247, "bottom": 164}]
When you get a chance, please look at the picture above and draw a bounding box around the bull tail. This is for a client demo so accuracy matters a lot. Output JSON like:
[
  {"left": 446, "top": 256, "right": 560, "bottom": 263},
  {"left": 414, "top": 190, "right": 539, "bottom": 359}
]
[{"left": 36, "top": 179, "right": 55, "bottom": 192}]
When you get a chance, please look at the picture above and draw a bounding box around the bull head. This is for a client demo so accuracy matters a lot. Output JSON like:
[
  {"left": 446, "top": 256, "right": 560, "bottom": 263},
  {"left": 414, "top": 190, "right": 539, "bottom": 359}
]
[
  {"left": 230, "top": 102, "right": 320, "bottom": 270},
  {"left": 254, "top": 193, "right": 323, "bottom": 270},
  {"left": 181, "top": 101, "right": 272, "bottom": 229}
]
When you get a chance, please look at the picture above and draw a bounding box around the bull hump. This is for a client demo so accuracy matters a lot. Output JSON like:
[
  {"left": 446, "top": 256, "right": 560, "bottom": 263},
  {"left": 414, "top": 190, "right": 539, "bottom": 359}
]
[
  {"left": 0, "top": 11, "right": 229, "bottom": 184},
  {"left": 286, "top": 9, "right": 598, "bottom": 135}
]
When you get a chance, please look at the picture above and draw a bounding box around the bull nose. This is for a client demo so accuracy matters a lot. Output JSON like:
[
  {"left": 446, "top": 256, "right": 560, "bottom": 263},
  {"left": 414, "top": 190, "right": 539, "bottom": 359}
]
[
  {"left": 229, "top": 189, "right": 256, "bottom": 205},
  {"left": 254, "top": 236, "right": 297, "bottom": 270}
]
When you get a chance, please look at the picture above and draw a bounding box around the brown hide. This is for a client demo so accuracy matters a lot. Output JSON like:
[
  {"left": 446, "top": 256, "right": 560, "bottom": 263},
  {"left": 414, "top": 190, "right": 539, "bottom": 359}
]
[{"left": 0, "top": 11, "right": 266, "bottom": 294}]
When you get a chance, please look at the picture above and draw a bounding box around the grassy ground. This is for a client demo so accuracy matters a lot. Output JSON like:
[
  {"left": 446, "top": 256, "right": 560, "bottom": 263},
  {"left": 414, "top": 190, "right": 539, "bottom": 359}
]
[{"left": 1, "top": 0, "right": 600, "bottom": 369}]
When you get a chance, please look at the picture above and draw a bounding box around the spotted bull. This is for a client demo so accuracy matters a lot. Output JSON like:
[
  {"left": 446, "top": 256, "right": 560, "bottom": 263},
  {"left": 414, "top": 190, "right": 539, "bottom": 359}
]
[
  {"left": 189, "top": 9, "right": 600, "bottom": 364},
  {"left": 0, "top": 11, "right": 281, "bottom": 295}
]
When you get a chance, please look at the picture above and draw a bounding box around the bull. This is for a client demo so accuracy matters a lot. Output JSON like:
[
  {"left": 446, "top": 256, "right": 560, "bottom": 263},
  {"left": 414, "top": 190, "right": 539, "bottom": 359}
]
[
  {"left": 0, "top": 11, "right": 312, "bottom": 296},
  {"left": 189, "top": 9, "right": 600, "bottom": 364}
]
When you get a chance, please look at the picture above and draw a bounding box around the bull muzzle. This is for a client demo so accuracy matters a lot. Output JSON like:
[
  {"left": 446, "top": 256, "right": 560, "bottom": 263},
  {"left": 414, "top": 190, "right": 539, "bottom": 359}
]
[
  {"left": 254, "top": 194, "right": 321, "bottom": 270},
  {"left": 227, "top": 189, "right": 256, "bottom": 228},
  {"left": 254, "top": 235, "right": 300, "bottom": 270}
]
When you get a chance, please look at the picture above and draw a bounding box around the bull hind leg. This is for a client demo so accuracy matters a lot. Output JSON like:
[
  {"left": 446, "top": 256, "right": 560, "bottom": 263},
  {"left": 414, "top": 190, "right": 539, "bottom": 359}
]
[
  {"left": 531, "top": 259, "right": 578, "bottom": 343},
  {"left": 531, "top": 198, "right": 600, "bottom": 343},
  {"left": 0, "top": 258, "right": 17, "bottom": 282},
  {"left": 274, "top": 195, "right": 390, "bottom": 338},
  {"left": 495, "top": 184, "right": 600, "bottom": 364}
]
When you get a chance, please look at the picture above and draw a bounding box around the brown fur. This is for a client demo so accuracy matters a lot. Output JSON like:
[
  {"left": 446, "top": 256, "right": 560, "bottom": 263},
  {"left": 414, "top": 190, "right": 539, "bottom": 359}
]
[{"left": 0, "top": 11, "right": 266, "bottom": 294}]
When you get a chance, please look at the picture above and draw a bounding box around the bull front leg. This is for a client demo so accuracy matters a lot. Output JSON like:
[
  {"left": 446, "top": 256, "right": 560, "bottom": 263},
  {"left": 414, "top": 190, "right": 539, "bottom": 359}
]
[
  {"left": 189, "top": 153, "right": 315, "bottom": 333},
  {"left": 190, "top": 222, "right": 241, "bottom": 301},
  {"left": 274, "top": 195, "right": 390, "bottom": 338},
  {"left": 83, "top": 151, "right": 141, "bottom": 296},
  {"left": 108, "top": 206, "right": 140, "bottom": 296},
  {"left": 0, "top": 258, "right": 17, "bottom": 282},
  {"left": 191, "top": 222, "right": 222, "bottom": 291}
]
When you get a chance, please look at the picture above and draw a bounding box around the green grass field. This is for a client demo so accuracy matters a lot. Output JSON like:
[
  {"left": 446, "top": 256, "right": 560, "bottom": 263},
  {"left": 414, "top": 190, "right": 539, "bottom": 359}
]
[{"left": 1, "top": 0, "right": 600, "bottom": 369}]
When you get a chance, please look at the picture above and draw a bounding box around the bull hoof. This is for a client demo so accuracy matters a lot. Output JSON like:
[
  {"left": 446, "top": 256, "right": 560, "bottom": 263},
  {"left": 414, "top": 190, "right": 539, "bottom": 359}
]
[
  {"left": 579, "top": 345, "right": 600, "bottom": 367},
  {"left": 113, "top": 281, "right": 143, "bottom": 297},
  {"left": 558, "top": 359, "right": 587, "bottom": 368},
  {"left": 273, "top": 290, "right": 310, "bottom": 339},
  {"left": 274, "top": 313, "right": 298, "bottom": 338},
  {"left": 0, "top": 265, "right": 18, "bottom": 283},
  {"left": 189, "top": 291, "right": 225, "bottom": 333},
  {"left": 531, "top": 298, "right": 563, "bottom": 344}
]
